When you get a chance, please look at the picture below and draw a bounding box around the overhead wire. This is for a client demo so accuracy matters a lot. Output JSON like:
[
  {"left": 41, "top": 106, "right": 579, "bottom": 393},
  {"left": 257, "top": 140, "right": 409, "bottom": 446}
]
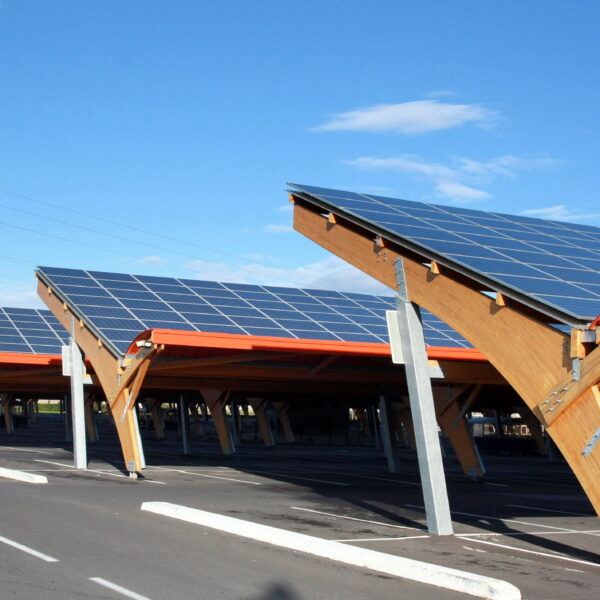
[{"left": 0, "top": 186, "right": 292, "bottom": 269}]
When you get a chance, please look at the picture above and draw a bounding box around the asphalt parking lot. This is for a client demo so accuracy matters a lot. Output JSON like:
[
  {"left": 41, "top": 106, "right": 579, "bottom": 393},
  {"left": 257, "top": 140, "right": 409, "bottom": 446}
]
[{"left": 1, "top": 415, "right": 598, "bottom": 599}]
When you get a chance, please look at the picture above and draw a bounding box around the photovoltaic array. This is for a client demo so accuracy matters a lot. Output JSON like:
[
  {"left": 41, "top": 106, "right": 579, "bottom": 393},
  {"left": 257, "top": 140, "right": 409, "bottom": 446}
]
[
  {"left": 289, "top": 183, "right": 600, "bottom": 323},
  {"left": 0, "top": 307, "right": 69, "bottom": 355},
  {"left": 36, "top": 267, "right": 470, "bottom": 356}
]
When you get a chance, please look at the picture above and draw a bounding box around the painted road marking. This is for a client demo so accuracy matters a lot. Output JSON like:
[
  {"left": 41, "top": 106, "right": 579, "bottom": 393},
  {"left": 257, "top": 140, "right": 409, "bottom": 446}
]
[
  {"left": 406, "top": 505, "right": 581, "bottom": 533},
  {"left": 0, "top": 466, "right": 47, "bottom": 484},
  {"left": 290, "top": 506, "right": 421, "bottom": 530},
  {"left": 0, "top": 534, "right": 59, "bottom": 562},
  {"left": 507, "top": 504, "right": 592, "bottom": 517},
  {"left": 149, "top": 466, "right": 260, "bottom": 485},
  {"left": 0, "top": 446, "right": 53, "bottom": 454},
  {"left": 459, "top": 538, "right": 600, "bottom": 568},
  {"left": 33, "top": 460, "right": 165, "bottom": 484},
  {"left": 141, "top": 502, "right": 521, "bottom": 600},
  {"left": 245, "top": 469, "right": 350, "bottom": 486},
  {"left": 90, "top": 577, "right": 153, "bottom": 600},
  {"left": 334, "top": 535, "right": 431, "bottom": 542}
]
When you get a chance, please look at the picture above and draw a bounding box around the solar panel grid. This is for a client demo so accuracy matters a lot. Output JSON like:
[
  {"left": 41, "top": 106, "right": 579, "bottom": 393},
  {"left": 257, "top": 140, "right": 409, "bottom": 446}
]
[
  {"left": 36, "top": 266, "right": 473, "bottom": 355},
  {"left": 0, "top": 307, "right": 69, "bottom": 355},
  {"left": 289, "top": 184, "right": 600, "bottom": 321}
]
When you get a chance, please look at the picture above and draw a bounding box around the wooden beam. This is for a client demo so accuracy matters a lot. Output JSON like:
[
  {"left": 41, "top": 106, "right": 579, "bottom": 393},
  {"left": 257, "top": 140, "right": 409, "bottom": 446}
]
[
  {"left": 293, "top": 201, "right": 600, "bottom": 514},
  {"left": 149, "top": 352, "right": 295, "bottom": 373}
]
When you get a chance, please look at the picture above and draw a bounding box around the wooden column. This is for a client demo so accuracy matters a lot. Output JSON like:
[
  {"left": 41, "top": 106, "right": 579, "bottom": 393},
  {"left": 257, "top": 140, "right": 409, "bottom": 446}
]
[
  {"left": 294, "top": 202, "right": 600, "bottom": 514},
  {"left": 273, "top": 402, "right": 295, "bottom": 443},
  {"left": 1, "top": 393, "right": 13, "bottom": 434},
  {"left": 148, "top": 398, "right": 165, "bottom": 440},
  {"left": 38, "top": 278, "right": 156, "bottom": 475},
  {"left": 201, "top": 390, "right": 235, "bottom": 456},
  {"left": 248, "top": 397, "right": 275, "bottom": 446},
  {"left": 84, "top": 392, "right": 98, "bottom": 442}
]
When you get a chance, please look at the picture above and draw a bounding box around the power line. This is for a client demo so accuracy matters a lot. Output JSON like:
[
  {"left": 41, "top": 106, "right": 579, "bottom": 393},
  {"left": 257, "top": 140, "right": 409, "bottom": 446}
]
[{"left": 0, "top": 186, "right": 287, "bottom": 268}]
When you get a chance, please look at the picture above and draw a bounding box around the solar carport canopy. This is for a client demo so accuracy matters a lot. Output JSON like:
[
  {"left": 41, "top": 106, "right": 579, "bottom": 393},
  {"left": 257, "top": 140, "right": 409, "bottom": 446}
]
[
  {"left": 288, "top": 184, "right": 600, "bottom": 326},
  {"left": 35, "top": 267, "right": 472, "bottom": 357},
  {"left": 0, "top": 307, "right": 69, "bottom": 355}
]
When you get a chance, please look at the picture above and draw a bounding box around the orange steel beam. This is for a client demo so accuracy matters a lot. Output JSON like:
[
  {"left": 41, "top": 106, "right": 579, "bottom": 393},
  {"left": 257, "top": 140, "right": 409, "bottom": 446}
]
[{"left": 293, "top": 200, "right": 600, "bottom": 514}]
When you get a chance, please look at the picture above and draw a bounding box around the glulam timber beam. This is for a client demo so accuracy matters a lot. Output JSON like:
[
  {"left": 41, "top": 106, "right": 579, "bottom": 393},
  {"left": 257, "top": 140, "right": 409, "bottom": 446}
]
[
  {"left": 37, "top": 277, "right": 158, "bottom": 474},
  {"left": 293, "top": 200, "right": 600, "bottom": 514}
]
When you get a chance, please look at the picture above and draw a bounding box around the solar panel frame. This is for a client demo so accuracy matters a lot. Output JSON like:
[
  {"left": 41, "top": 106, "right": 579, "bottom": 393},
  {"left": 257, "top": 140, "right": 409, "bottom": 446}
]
[
  {"left": 288, "top": 183, "right": 600, "bottom": 325},
  {"left": 36, "top": 266, "right": 474, "bottom": 357}
]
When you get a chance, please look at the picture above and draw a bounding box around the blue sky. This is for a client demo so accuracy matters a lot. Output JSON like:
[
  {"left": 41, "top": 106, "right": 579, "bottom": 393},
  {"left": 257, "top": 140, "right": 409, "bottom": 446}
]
[{"left": 1, "top": 0, "right": 598, "bottom": 307}]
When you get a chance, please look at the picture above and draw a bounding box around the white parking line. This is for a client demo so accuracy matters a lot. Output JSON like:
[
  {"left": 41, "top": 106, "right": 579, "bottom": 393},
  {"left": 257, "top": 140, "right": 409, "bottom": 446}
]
[
  {"left": 245, "top": 469, "right": 350, "bottom": 486},
  {"left": 290, "top": 506, "right": 421, "bottom": 530},
  {"left": 456, "top": 530, "right": 600, "bottom": 538},
  {"left": 33, "top": 460, "right": 165, "bottom": 484},
  {"left": 459, "top": 538, "right": 600, "bottom": 568},
  {"left": 484, "top": 483, "right": 509, "bottom": 488},
  {"left": 0, "top": 446, "right": 53, "bottom": 455},
  {"left": 405, "top": 505, "right": 580, "bottom": 533},
  {"left": 507, "top": 504, "right": 592, "bottom": 517},
  {"left": 334, "top": 535, "right": 430, "bottom": 542},
  {"left": 141, "top": 502, "right": 521, "bottom": 600},
  {"left": 150, "top": 466, "right": 260, "bottom": 485},
  {"left": 90, "top": 577, "right": 153, "bottom": 600},
  {"left": 0, "top": 534, "right": 59, "bottom": 562}
]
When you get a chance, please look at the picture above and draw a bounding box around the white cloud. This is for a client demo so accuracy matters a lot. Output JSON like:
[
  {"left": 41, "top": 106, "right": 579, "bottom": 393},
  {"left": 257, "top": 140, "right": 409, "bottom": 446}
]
[
  {"left": 434, "top": 181, "right": 490, "bottom": 200},
  {"left": 183, "top": 256, "right": 391, "bottom": 295},
  {"left": 0, "top": 281, "right": 45, "bottom": 309},
  {"left": 313, "top": 100, "right": 496, "bottom": 134},
  {"left": 276, "top": 204, "right": 293, "bottom": 213},
  {"left": 347, "top": 153, "right": 561, "bottom": 202},
  {"left": 264, "top": 224, "right": 293, "bottom": 233},
  {"left": 519, "top": 205, "right": 600, "bottom": 222},
  {"left": 137, "top": 255, "right": 165, "bottom": 264}
]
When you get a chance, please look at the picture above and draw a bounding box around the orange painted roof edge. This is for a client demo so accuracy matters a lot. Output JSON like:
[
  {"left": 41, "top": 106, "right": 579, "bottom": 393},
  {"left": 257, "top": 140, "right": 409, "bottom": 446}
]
[
  {"left": 0, "top": 352, "right": 62, "bottom": 366},
  {"left": 127, "top": 329, "right": 488, "bottom": 362}
]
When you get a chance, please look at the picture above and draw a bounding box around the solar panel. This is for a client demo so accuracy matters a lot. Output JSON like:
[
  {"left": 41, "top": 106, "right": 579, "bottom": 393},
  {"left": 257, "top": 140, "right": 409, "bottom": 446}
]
[
  {"left": 0, "top": 307, "right": 69, "bottom": 355},
  {"left": 36, "top": 266, "right": 473, "bottom": 356},
  {"left": 288, "top": 183, "right": 600, "bottom": 324}
]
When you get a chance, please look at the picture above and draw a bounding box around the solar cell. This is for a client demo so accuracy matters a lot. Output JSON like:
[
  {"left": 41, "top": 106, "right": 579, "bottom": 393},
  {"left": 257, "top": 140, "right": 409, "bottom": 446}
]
[
  {"left": 288, "top": 183, "right": 600, "bottom": 322},
  {"left": 36, "top": 266, "right": 472, "bottom": 356},
  {"left": 0, "top": 307, "right": 69, "bottom": 355}
]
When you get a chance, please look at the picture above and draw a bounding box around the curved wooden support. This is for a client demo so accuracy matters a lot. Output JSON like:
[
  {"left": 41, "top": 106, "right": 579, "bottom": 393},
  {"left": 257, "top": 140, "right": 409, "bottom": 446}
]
[
  {"left": 148, "top": 398, "right": 165, "bottom": 440},
  {"left": 84, "top": 392, "right": 98, "bottom": 442},
  {"left": 248, "top": 397, "right": 275, "bottom": 446},
  {"left": 1, "top": 393, "right": 14, "bottom": 434},
  {"left": 273, "top": 402, "right": 295, "bottom": 443},
  {"left": 38, "top": 278, "right": 157, "bottom": 473},
  {"left": 201, "top": 390, "right": 235, "bottom": 456},
  {"left": 294, "top": 203, "right": 600, "bottom": 513}
]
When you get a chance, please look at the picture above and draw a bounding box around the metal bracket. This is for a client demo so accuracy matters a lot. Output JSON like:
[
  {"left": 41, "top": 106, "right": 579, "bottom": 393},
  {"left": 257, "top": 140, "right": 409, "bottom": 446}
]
[
  {"left": 582, "top": 427, "right": 600, "bottom": 457},
  {"left": 572, "top": 357, "right": 581, "bottom": 382}
]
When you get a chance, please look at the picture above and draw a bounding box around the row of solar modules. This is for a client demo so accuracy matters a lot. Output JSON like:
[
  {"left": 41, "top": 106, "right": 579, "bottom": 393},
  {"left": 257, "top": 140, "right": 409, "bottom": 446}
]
[
  {"left": 0, "top": 307, "right": 69, "bottom": 355},
  {"left": 290, "top": 184, "right": 600, "bottom": 321},
  {"left": 37, "top": 266, "right": 471, "bottom": 355}
]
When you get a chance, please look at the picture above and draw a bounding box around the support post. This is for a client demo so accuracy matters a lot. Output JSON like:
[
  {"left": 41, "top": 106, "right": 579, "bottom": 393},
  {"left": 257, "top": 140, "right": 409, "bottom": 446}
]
[
  {"left": 67, "top": 331, "right": 87, "bottom": 469},
  {"left": 248, "top": 398, "right": 275, "bottom": 446},
  {"left": 202, "top": 390, "right": 235, "bottom": 456},
  {"left": 63, "top": 394, "right": 72, "bottom": 442},
  {"left": 85, "top": 393, "right": 98, "bottom": 442},
  {"left": 379, "top": 394, "right": 401, "bottom": 472},
  {"left": 394, "top": 259, "right": 453, "bottom": 535},
  {"left": 274, "top": 402, "right": 295, "bottom": 443},
  {"left": 1, "top": 393, "right": 13, "bottom": 434},
  {"left": 368, "top": 405, "right": 381, "bottom": 448},
  {"left": 179, "top": 393, "right": 191, "bottom": 455}
]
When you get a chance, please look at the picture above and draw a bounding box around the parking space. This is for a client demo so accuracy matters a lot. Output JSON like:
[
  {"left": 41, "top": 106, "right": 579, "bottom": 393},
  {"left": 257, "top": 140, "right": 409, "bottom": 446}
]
[{"left": 1, "top": 415, "right": 598, "bottom": 599}]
